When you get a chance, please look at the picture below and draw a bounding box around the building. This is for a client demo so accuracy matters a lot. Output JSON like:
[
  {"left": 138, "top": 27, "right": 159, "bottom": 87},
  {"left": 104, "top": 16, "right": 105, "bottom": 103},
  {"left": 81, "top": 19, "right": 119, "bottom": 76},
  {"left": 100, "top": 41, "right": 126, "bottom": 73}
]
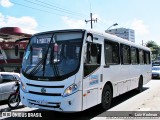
[
  {"left": 105, "top": 28, "right": 135, "bottom": 42},
  {"left": 0, "top": 27, "right": 31, "bottom": 72}
]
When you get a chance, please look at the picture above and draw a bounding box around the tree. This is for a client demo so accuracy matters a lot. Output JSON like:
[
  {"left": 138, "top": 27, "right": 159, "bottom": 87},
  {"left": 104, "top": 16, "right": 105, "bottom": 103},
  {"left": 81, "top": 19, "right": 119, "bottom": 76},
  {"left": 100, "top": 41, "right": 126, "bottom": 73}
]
[
  {"left": 146, "top": 40, "right": 158, "bottom": 48},
  {"left": 146, "top": 40, "right": 160, "bottom": 60}
]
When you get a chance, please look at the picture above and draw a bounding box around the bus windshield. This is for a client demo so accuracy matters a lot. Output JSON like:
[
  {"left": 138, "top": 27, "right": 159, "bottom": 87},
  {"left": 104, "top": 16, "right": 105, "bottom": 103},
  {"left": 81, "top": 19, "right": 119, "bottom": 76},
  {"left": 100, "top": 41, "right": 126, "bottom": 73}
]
[{"left": 22, "top": 32, "right": 83, "bottom": 80}]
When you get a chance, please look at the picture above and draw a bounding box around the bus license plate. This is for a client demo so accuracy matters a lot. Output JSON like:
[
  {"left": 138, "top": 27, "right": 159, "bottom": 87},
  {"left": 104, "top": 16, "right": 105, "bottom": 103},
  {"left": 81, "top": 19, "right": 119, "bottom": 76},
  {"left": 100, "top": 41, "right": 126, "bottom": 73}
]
[{"left": 36, "top": 100, "right": 48, "bottom": 105}]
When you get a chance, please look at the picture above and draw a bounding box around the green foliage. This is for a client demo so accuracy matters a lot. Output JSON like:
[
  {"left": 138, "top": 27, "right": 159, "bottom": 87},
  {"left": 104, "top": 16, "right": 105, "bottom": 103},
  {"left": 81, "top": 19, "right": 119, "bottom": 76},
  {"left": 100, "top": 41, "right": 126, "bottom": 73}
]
[{"left": 146, "top": 40, "right": 160, "bottom": 60}]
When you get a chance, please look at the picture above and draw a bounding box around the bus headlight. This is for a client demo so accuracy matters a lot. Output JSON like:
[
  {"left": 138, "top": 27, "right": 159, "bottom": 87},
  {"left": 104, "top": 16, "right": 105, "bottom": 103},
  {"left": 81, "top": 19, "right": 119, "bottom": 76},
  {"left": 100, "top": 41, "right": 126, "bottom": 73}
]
[
  {"left": 63, "top": 84, "right": 78, "bottom": 97},
  {"left": 21, "top": 81, "right": 26, "bottom": 92}
]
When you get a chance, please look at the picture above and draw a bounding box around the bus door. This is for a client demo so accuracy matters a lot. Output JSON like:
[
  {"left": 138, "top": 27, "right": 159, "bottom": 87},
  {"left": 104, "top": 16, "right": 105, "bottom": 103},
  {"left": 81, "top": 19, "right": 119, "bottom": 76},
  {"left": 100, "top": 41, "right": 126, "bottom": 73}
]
[{"left": 83, "top": 42, "right": 102, "bottom": 110}]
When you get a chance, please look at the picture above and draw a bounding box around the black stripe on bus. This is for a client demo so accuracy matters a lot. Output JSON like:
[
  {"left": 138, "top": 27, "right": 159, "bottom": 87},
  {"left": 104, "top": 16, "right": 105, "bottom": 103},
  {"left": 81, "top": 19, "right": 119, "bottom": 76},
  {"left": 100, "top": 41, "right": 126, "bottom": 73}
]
[
  {"left": 29, "top": 91, "right": 61, "bottom": 96},
  {"left": 26, "top": 83, "right": 64, "bottom": 88}
]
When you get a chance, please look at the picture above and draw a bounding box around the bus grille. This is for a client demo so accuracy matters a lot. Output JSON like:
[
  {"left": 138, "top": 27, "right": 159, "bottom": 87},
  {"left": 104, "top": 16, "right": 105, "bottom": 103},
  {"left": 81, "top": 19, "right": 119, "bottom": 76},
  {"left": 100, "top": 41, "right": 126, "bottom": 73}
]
[
  {"left": 26, "top": 83, "right": 64, "bottom": 88},
  {"left": 29, "top": 91, "right": 61, "bottom": 96},
  {"left": 26, "top": 83, "right": 64, "bottom": 96}
]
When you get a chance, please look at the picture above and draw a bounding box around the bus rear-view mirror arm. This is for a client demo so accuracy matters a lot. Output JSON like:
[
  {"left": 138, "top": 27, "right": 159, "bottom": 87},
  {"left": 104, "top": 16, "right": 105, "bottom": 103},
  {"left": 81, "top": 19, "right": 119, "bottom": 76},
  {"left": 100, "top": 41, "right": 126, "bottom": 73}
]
[{"left": 15, "top": 38, "right": 30, "bottom": 56}]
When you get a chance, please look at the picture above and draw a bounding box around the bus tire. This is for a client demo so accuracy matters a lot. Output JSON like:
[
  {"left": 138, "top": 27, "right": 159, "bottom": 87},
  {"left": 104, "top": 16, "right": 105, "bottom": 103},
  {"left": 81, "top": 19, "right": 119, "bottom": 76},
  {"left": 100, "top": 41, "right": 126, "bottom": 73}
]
[
  {"left": 101, "top": 84, "right": 112, "bottom": 110},
  {"left": 137, "top": 77, "right": 143, "bottom": 93}
]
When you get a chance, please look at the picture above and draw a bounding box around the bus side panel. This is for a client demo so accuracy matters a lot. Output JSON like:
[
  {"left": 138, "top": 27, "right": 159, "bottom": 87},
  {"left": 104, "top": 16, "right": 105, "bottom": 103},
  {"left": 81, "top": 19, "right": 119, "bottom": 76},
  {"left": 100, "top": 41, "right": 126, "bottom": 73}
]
[
  {"left": 129, "top": 65, "right": 141, "bottom": 90},
  {"left": 82, "top": 70, "right": 102, "bottom": 110},
  {"left": 143, "top": 65, "right": 152, "bottom": 85},
  {"left": 116, "top": 65, "right": 132, "bottom": 95},
  {"left": 82, "top": 34, "right": 104, "bottom": 110},
  {"left": 103, "top": 65, "right": 121, "bottom": 97}
]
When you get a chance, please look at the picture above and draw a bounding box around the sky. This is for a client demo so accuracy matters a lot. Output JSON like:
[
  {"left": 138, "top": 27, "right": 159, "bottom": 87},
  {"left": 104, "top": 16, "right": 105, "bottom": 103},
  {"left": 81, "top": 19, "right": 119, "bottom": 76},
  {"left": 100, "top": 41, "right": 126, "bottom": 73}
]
[{"left": 0, "top": 0, "right": 160, "bottom": 45}]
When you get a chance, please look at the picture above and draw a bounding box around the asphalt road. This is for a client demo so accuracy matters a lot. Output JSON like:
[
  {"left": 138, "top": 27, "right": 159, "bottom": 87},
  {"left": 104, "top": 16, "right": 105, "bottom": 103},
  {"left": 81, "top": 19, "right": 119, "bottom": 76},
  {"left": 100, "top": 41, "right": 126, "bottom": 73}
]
[{"left": 1, "top": 79, "right": 160, "bottom": 120}]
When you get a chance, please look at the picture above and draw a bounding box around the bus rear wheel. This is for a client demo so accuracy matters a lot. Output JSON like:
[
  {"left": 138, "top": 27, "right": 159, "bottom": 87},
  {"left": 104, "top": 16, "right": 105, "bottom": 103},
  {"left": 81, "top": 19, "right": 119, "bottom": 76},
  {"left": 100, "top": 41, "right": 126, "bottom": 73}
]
[
  {"left": 137, "top": 77, "right": 143, "bottom": 93},
  {"left": 101, "top": 84, "right": 112, "bottom": 110}
]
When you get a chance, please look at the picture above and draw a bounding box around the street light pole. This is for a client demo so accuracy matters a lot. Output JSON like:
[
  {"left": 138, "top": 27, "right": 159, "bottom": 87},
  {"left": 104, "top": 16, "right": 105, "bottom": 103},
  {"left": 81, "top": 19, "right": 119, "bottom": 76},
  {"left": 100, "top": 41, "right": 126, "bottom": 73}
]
[{"left": 106, "top": 23, "right": 118, "bottom": 31}]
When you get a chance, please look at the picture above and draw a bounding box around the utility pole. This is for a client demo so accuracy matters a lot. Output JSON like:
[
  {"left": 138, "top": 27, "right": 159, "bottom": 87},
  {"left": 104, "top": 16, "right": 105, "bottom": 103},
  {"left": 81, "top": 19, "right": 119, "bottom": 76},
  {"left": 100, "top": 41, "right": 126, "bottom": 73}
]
[
  {"left": 85, "top": 13, "right": 97, "bottom": 29},
  {"left": 142, "top": 40, "right": 143, "bottom": 46}
]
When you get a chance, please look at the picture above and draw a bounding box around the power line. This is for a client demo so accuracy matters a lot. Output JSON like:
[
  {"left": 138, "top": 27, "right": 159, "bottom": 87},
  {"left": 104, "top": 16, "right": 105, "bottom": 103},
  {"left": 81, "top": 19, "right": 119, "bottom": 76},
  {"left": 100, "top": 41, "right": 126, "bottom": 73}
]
[
  {"left": 10, "top": 1, "right": 88, "bottom": 30},
  {"left": 34, "top": 0, "right": 88, "bottom": 18},
  {"left": 7, "top": 1, "right": 111, "bottom": 31},
  {"left": 11, "top": 1, "right": 64, "bottom": 16},
  {"left": 23, "top": 0, "right": 87, "bottom": 18}
]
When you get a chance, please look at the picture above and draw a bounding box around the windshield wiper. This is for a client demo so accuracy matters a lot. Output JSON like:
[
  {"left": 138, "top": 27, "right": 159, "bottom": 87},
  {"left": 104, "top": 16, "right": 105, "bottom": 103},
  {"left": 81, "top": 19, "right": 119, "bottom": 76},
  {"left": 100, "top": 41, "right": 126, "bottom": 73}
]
[
  {"left": 42, "top": 33, "right": 60, "bottom": 77},
  {"left": 26, "top": 33, "right": 60, "bottom": 78},
  {"left": 24, "top": 45, "right": 43, "bottom": 76},
  {"left": 27, "top": 59, "right": 43, "bottom": 76}
]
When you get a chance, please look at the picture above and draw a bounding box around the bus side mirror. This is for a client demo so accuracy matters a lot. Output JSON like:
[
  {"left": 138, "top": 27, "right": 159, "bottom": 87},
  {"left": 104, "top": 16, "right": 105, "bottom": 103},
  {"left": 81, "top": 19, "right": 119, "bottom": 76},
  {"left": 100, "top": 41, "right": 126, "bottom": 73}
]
[
  {"left": 15, "top": 45, "right": 19, "bottom": 56},
  {"left": 91, "top": 44, "right": 97, "bottom": 57}
]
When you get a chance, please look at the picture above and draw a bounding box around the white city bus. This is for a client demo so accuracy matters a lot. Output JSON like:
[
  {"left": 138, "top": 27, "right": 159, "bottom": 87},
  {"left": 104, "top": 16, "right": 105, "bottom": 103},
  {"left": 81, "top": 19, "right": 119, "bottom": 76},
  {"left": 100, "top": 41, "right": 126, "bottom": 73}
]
[{"left": 19, "top": 29, "right": 151, "bottom": 112}]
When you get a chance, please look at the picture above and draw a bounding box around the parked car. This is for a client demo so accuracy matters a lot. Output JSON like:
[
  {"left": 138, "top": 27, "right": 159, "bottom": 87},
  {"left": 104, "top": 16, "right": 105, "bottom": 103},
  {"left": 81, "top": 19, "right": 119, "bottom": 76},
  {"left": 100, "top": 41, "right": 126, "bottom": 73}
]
[
  {"left": 152, "top": 61, "right": 160, "bottom": 66},
  {"left": 0, "top": 72, "right": 20, "bottom": 101},
  {"left": 152, "top": 66, "right": 160, "bottom": 79}
]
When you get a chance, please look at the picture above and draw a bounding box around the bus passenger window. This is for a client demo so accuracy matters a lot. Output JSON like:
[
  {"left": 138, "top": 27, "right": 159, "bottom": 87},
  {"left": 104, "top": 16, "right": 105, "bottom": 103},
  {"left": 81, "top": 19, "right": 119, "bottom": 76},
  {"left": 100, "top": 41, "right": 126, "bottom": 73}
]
[
  {"left": 144, "top": 51, "right": 151, "bottom": 64},
  {"left": 121, "top": 44, "right": 131, "bottom": 64},
  {"left": 84, "top": 43, "right": 101, "bottom": 77},
  {"left": 85, "top": 43, "right": 101, "bottom": 65},
  {"left": 131, "top": 47, "right": 139, "bottom": 64},
  {"left": 139, "top": 49, "right": 144, "bottom": 64},
  {"left": 105, "top": 41, "right": 119, "bottom": 65}
]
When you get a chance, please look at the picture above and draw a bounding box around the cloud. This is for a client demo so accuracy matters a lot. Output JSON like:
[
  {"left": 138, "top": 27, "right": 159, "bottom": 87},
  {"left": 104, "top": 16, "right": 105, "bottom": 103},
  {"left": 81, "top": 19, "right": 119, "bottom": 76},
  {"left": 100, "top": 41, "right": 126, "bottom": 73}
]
[
  {"left": 121, "top": 19, "right": 151, "bottom": 45},
  {"left": 61, "top": 14, "right": 104, "bottom": 29},
  {"left": 130, "top": 19, "right": 150, "bottom": 35},
  {"left": 0, "top": 0, "right": 13, "bottom": 8},
  {"left": 0, "top": 13, "right": 38, "bottom": 34},
  {"left": 61, "top": 16, "right": 86, "bottom": 29}
]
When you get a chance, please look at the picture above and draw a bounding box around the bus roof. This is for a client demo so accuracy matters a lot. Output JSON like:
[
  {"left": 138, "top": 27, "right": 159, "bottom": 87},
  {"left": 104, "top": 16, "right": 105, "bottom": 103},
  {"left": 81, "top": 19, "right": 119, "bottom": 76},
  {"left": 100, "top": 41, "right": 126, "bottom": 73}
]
[
  {"left": 32, "top": 29, "right": 150, "bottom": 51},
  {"left": 87, "top": 29, "right": 150, "bottom": 51}
]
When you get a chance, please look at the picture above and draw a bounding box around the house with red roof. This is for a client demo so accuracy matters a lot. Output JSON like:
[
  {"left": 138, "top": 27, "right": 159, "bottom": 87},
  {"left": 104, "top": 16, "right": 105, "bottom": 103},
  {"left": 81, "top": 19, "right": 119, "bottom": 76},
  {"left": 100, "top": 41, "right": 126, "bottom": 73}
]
[{"left": 0, "top": 27, "right": 31, "bottom": 72}]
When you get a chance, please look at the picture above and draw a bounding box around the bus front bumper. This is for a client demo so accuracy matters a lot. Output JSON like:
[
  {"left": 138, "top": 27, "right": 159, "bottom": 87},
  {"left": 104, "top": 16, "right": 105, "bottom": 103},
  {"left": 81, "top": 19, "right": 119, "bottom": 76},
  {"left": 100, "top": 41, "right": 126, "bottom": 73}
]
[{"left": 20, "top": 89, "right": 82, "bottom": 112}]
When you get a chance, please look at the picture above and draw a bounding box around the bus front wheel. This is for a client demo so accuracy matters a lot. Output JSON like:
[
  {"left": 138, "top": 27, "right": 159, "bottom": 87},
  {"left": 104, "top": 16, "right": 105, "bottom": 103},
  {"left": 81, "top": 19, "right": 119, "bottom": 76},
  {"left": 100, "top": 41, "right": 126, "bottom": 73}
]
[{"left": 101, "top": 84, "right": 112, "bottom": 110}]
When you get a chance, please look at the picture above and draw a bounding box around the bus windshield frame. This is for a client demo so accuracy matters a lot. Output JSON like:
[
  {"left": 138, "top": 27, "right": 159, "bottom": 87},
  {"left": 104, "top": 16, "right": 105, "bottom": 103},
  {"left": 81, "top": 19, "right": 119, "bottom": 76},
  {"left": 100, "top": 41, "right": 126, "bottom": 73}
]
[{"left": 21, "top": 30, "right": 85, "bottom": 81}]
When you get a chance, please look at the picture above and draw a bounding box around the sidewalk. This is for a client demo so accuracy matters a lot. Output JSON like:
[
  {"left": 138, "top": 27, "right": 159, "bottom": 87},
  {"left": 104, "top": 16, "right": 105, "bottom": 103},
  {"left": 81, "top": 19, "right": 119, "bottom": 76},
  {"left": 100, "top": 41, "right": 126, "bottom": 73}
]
[
  {"left": 92, "top": 80, "right": 160, "bottom": 120},
  {"left": 109, "top": 80, "right": 160, "bottom": 111}
]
